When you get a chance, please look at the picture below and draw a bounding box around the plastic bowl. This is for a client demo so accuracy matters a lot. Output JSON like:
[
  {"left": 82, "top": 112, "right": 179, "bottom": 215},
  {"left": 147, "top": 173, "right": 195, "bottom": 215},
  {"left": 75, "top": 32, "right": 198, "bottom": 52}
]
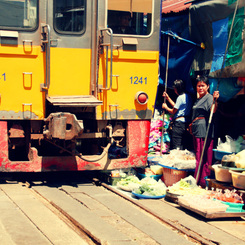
[
  {"left": 136, "top": 172, "right": 162, "bottom": 181},
  {"left": 212, "top": 164, "right": 232, "bottom": 183},
  {"left": 229, "top": 170, "right": 245, "bottom": 189},
  {"left": 213, "top": 149, "right": 233, "bottom": 161}
]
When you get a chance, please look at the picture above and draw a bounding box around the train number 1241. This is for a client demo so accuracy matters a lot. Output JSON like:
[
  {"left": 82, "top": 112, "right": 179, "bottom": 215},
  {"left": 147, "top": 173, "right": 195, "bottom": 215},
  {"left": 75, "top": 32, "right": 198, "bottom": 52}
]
[
  {"left": 1, "top": 73, "right": 6, "bottom": 81},
  {"left": 130, "top": 76, "right": 147, "bottom": 84}
]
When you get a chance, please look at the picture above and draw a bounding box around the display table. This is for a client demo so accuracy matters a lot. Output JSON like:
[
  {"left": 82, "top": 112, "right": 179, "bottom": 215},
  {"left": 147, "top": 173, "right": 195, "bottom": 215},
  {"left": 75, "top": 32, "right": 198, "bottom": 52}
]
[
  {"left": 178, "top": 199, "right": 245, "bottom": 219},
  {"left": 206, "top": 178, "right": 245, "bottom": 203}
]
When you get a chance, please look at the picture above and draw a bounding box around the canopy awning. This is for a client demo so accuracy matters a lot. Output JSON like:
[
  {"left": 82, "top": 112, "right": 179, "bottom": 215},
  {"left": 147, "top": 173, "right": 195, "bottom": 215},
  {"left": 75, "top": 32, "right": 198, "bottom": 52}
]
[{"left": 162, "top": 0, "right": 192, "bottom": 14}]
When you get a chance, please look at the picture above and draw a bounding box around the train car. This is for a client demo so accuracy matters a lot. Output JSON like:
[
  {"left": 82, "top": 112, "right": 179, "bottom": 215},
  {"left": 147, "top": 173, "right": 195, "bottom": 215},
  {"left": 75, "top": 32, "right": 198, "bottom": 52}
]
[{"left": 0, "top": 0, "right": 161, "bottom": 172}]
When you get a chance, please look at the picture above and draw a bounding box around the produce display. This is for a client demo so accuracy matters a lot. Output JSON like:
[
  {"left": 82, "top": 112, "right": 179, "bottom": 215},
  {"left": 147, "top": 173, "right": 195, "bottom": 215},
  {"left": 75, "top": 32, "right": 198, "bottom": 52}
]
[
  {"left": 167, "top": 177, "right": 207, "bottom": 196},
  {"left": 110, "top": 170, "right": 127, "bottom": 178},
  {"left": 178, "top": 195, "right": 229, "bottom": 213},
  {"left": 152, "top": 149, "right": 196, "bottom": 169},
  {"left": 114, "top": 168, "right": 245, "bottom": 215},
  {"left": 206, "top": 189, "right": 244, "bottom": 203},
  {"left": 173, "top": 176, "right": 245, "bottom": 213},
  {"left": 136, "top": 165, "right": 163, "bottom": 176},
  {"left": 133, "top": 177, "right": 167, "bottom": 197},
  {"left": 117, "top": 174, "right": 167, "bottom": 197},
  {"left": 149, "top": 165, "right": 163, "bottom": 175},
  {"left": 116, "top": 176, "right": 141, "bottom": 191},
  {"left": 178, "top": 188, "right": 245, "bottom": 214}
]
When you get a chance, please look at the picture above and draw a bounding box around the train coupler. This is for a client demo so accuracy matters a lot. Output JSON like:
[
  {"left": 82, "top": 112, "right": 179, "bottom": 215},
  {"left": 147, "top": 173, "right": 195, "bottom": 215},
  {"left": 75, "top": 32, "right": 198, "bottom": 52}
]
[{"left": 43, "top": 112, "right": 84, "bottom": 140}]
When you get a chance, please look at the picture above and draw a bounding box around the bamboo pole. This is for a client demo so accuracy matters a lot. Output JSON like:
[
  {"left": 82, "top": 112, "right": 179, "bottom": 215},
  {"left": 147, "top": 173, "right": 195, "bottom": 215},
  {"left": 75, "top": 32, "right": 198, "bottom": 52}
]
[{"left": 160, "top": 35, "right": 170, "bottom": 156}]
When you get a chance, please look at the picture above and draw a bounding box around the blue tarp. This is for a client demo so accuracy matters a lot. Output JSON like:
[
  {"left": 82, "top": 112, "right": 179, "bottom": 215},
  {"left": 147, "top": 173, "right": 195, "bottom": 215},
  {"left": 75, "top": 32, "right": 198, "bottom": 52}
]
[{"left": 159, "top": 15, "right": 197, "bottom": 93}]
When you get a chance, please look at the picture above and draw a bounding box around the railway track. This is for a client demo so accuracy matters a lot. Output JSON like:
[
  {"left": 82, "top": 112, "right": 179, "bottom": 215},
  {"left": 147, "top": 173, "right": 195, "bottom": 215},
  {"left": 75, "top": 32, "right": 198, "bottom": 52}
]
[{"left": 0, "top": 173, "right": 244, "bottom": 245}]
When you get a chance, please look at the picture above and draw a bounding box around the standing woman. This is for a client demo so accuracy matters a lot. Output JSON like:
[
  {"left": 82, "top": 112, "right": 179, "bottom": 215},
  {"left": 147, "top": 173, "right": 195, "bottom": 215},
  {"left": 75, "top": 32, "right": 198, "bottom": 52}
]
[
  {"left": 162, "top": 79, "right": 193, "bottom": 150},
  {"left": 191, "top": 76, "right": 219, "bottom": 187}
]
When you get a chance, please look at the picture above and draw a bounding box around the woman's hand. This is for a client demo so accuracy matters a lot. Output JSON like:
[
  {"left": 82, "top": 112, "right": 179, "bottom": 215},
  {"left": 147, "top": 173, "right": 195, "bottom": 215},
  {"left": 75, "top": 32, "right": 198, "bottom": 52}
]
[
  {"left": 212, "top": 91, "right": 220, "bottom": 113},
  {"left": 162, "top": 103, "right": 167, "bottom": 110},
  {"left": 213, "top": 91, "right": 219, "bottom": 101},
  {"left": 162, "top": 92, "right": 169, "bottom": 101}
]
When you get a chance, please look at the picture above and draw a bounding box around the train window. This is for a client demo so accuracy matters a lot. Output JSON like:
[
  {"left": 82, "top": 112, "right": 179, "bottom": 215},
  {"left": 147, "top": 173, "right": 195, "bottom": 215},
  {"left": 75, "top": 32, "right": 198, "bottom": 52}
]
[
  {"left": 0, "top": 0, "right": 38, "bottom": 30},
  {"left": 107, "top": 0, "right": 153, "bottom": 35},
  {"left": 54, "top": 0, "right": 86, "bottom": 34}
]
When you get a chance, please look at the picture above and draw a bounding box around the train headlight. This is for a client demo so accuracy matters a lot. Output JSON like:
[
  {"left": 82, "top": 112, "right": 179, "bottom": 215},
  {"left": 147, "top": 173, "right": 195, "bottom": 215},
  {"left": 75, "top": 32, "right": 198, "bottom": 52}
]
[{"left": 135, "top": 91, "right": 148, "bottom": 105}]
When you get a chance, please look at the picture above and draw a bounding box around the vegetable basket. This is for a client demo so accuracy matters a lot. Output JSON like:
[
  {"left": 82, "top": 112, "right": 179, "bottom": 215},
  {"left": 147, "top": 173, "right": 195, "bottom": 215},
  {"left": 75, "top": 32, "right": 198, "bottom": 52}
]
[{"left": 161, "top": 166, "right": 188, "bottom": 187}]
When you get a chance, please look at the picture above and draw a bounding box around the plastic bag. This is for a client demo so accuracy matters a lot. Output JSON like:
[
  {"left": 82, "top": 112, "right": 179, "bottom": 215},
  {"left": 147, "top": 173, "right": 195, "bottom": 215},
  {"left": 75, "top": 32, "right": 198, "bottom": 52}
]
[
  {"left": 217, "top": 135, "right": 235, "bottom": 152},
  {"left": 234, "top": 136, "right": 244, "bottom": 153},
  {"left": 181, "top": 175, "right": 197, "bottom": 187},
  {"left": 217, "top": 135, "right": 244, "bottom": 153},
  {"left": 158, "top": 149, "right": 196, "bottom": 169}
]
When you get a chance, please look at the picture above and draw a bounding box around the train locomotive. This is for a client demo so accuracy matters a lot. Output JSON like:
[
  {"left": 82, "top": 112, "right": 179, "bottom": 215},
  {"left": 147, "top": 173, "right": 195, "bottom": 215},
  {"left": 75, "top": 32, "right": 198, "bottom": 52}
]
[{"left": 0, "top": 0, "right": 161, "bottom": 172}]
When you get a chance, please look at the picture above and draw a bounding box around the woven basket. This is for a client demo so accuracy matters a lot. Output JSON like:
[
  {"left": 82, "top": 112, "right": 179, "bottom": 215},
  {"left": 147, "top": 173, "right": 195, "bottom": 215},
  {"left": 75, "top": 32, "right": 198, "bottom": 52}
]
[{"left": 161, "top": 167, "right": 187, "bottom": 187}]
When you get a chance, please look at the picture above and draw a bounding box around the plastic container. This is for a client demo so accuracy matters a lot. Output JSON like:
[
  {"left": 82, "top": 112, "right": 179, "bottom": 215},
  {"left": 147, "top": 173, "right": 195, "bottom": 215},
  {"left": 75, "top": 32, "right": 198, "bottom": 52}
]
[
  {"left": 161, "top": 167, "right": 187, "bottom": 187},
  {"left": 229, "top": 170, "right": 245, "bottom": 189},
  {"left": 212, "top": 164, "right": 232, "bottom": 183},
  {"left": 221, "top": 154, "right": 236, "bottom": 167},
  {"left": 136, "top": 172, "right": 162, "bottom": 181},
  {"left": 220, "top": 201, "right": 244, "bottom": 212},
  {"left": 99, "top": 171, "right": 124, "bottom": 186},
  {"left": 213, "top": 149, "right": 233, "bottom": 161},
  {"left": 132, "top": 192, "right": 165, "bottom": 199}
]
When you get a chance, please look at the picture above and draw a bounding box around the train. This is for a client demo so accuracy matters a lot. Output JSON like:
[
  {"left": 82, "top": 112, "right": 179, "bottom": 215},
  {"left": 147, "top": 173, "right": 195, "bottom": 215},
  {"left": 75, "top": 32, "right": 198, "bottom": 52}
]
[{"left": 0, "top": 0, "right": 161, "bottom": 172}]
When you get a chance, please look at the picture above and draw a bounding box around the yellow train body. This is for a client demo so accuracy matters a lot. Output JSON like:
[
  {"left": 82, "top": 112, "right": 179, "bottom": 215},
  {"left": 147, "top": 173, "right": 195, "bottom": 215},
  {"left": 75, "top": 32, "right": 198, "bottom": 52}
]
[
  {"left": 0, "top": 0, "right": 161, "bottom": 172},
  {"left": 0, "top": 45, "right": 44, "bottom": 119}
]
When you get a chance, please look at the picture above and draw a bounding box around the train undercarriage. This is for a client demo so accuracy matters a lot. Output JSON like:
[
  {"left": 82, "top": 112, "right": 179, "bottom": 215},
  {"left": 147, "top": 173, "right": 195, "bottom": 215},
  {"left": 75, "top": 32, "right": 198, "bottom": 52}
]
[{"left": 1, "top": 108, "right": 150, "bottom": 172}]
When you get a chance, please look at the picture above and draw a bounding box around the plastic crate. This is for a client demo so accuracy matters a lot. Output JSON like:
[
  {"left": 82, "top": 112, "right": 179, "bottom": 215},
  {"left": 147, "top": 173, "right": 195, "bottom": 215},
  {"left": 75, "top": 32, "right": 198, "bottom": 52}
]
[{"left": 161, "top": 167, "right": 188, "bottom": 187}]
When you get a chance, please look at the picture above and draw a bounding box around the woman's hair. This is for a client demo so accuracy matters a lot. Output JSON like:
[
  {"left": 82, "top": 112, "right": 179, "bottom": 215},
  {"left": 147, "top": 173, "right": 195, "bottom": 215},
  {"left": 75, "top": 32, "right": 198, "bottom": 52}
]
[
  {"left": 196, "top": 75, "right": 209, "bottom": 85},
  {"left": 173, "top": 79, "right": 185, "bottom": 95}
]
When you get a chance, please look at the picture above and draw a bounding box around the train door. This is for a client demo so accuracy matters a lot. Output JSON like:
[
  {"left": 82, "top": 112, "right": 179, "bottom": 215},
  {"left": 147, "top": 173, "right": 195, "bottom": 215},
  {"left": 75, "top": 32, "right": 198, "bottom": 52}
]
[
  {"left": 97, "top": 0, "right": 161, "bottom": 120},
  {"left": 0, "top": 0, "right": 44, "bottom": 119},
  {"left": 44, "top": 0, "right": 100, "bottom": 106}
]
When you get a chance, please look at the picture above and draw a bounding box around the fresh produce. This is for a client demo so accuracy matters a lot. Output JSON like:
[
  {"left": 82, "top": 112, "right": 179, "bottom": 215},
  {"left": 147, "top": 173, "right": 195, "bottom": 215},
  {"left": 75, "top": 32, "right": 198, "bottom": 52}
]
[
  {"left": 118, "top": 176, "right": 140, "bottom": 186},
  {"left": 157, "top": 149, "right": 196, "bottom": 169},
  {"left": 111, "top": 170, "right": 127, "bottom": 177},
  {"left": 117, "top": 176, "right": 141, "bottom": 191},
  {"left": 168, "top": 185, "right": 207, "bottom": 196},
  {"left": 150, "top": 165, "right": 163, "bottom": 175},
  {"left": 168, "top": 177, "right": 207, "bottom": 196},
  {"left": 133, "top": 177, "right": 167, "bottom": 196},
  {"left": 144, "top": 168, "right": 156, "bottom": 175}
]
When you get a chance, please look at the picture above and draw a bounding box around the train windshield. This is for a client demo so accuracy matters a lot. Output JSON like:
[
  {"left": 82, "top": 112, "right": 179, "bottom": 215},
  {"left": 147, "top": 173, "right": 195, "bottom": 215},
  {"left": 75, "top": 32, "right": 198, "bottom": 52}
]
[
  {"left": 107, "top": 0, "right": 153, "bottom": 35},
  {"left": 54, "top": 0, "right": 86, "bottom": 33},
  {"left": 0, "top": 0, "right": 38, "bottom": 30}
]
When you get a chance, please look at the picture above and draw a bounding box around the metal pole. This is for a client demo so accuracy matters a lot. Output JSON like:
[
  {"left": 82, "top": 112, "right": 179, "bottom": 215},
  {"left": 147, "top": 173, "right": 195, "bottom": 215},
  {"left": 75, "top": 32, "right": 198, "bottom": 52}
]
[{"left": 160, "top": 35, "right": 170, "bottom": 156}]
